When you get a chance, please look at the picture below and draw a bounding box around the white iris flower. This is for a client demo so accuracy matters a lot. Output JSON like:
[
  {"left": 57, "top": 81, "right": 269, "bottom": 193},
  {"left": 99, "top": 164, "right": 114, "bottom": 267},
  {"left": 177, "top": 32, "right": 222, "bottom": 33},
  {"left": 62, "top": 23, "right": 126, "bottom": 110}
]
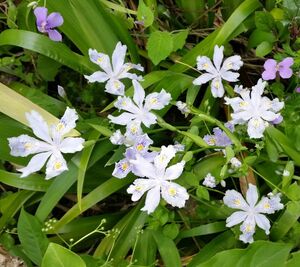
[
  {"left": 8, "top": 108, "right": 85, "bottom": 179},
  {"left": 127, "top": 145, "right": 189, "bottom": 214},
  {"left": 108, "top": 80, "right": 171, "bottom": 129},
  {"left": 193, "top": 45, "right": 243, "bottom": 98},
  {"left": 223, "top": 184, "right": 283, "bottom": 243},
  {"left": 225, "top": 79, "right": 284, "bottom": 139},
  {"left": 84, "top": 42, "right": 144, "bottom": 96}
]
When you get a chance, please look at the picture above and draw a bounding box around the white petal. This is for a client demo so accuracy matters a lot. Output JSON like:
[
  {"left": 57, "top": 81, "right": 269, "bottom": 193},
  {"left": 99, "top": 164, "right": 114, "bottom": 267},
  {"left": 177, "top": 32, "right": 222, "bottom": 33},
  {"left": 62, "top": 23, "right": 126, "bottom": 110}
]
[
  {"left": 59, "top": 137, "right": 85, "bottom": 153},
  {"left": 112, "top": 42, "right": 127, "bottom": 73},
  {"left": 84, "top": 71, "right": 109, "bottom": 83},
  {"left": 141, "top": 186, "right": 161, "bottom": 214},
  {"left": 110, "top": 130, "right": 124, "bottom": 145},
  {"left": 223, "top": 189, "right": 249, "bottom": 211},
  {"left": 226, "top": 211, "right": 248, "bottom": 227},
  {"left": 247, "top": 117, "right": 266, "bottom": 139},
  {"left": 154, "top": 145, "right": 176, "bottom": 172},
  {"left": 57, "top": 107, "right": 79, "bottom": 136},
  {"left": 220, "top": 70, "right": 239, "bottom": 82},
  {"left": 164, "top": 161, "right": 185, "bottom": 180},
  {"left": 132, "top": 80, "right": 145, "bottom": 108},
  {"left": 108, "top": 113, "right": 137, "bottom": 125},
  {"left": 270, "top": 98, "right": 284, "bottom": 113},
  {"left": 196, "top": 56, "right": 216, "bottom": 73},
  {"left": 88, "top": 48, "right": 112, "bottom": 74},
  {"left": 260, "top": 110, "right": 278, "bottom": 122},
  {"left": 130, "top": 154, "right": 157, "bottom": 179},
  {"left": 239, "top": 216, "right": 256, "bottom": 243},
  {"left": 210, "top": 77, "right": 225, "bottom": 98},
  {"left": 127, "top": 178, "right": 153, "bottom": 201},
  {"left": 112, "top": 158, "right": 131, "bottom": 179},
  {"left": 144, "top": 89, "right": 171, "bottom": 111},
  {"left": 213, "top": 45, "right": 224, "bottom": 71},
  {"left": 193, "top": 73, "right": 215, "bottom": 85},
  {"left": 246, "top": 184, "right": 259, "bottom": 208},
  {"left": 45, "top": 152, "right": 68, "bottom": 179},
  {"left": 254, "top": 214, "right": 270, "bottom": 234},
  {"left": 140, "top": 111, "right": 157, "bottom": 128},
  {"left": 18, "top": 151, "right": 52, "bottom": 178},
  {"left": 222, "top": 55, "right": 243, "bottom": 71},
  {"left": 161, "top": 181, "right": 189, "bottom": 208},
  {"left": 26, "top": 111, "right": 51, "bottom": 143},
  {"left": 8, "top": 135, "right": 51, "bottom": 157},
  {"left": 114, "top": 96, "right": 140, "bottom": 113},
  {"left": 105, "top": 79, "right": 125, "bottom": 96}
]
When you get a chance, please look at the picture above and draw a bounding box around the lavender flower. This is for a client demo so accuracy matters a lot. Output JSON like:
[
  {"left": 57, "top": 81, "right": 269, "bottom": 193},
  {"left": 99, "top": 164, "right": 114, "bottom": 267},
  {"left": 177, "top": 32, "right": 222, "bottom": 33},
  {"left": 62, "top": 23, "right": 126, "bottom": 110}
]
[
  {"left": 262, "top": 58, "right": 294, "bottom": 81},
  {"left": 203, "top": 127, "right": 232, "bottom": 148},
  {"left": 34, "top": 7, "right": 63, "bottom": 42},
  {"left": 295, "top": 87, "right": 300, "bottom": 93}
]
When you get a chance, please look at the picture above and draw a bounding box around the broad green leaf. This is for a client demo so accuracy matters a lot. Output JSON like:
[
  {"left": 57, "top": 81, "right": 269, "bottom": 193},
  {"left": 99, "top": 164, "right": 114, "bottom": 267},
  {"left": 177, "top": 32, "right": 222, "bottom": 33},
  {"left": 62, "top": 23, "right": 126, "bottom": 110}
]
[
  {"left": 172, "top": 30, "right": 189, "bottom": 51},
  {"left": 53, "top": 177, "right": 133, "bottom": 229},
  {"left": 41, "top": 243, "right": 86, "bottom": 267},
  {"left": 248, "top": 29, "right": 276, "bottom": 48},
  {"left": 37, "top": 55, "right": 62, "bottom": 81},
  {"left": 0, "top": 30, "right": 95, "bottom": 73},
  {"left": 198, "top": 241, "right": 292, "bottom": 267},
  {"left": 188, "top": 231, "right": 237, "bottom": 267},
  {"left": 255, "top": 41, "right": 273, "bottom": 57},
  {"left": 0, "top": 170, "right": 50, "bottom": 191},
  {"left": 137, "top": 0, "right": 154, "bottom": 28},
  {"left": 286, "top": 251, "right": 300, "bottom": 267},
  {"left": 0, "top": 190, "right": 34, "bottom": 230},
  {"left": 147, "top": 31, "right": 173, "bottom": 65},
  {"left": 152, "top": 230, "right": 181, "bottom": 267},
  {"left": 177, "top": 222, "right": 226, "bottom": 240},
  {"left": 18, "top": 209, "right": 49, "bottom": 266},
  {"left": 271, "top": 201, "right": 300, "bottom": 240},
  {"left": 77, "top": 130, "right": 101, "bottom": 210}
]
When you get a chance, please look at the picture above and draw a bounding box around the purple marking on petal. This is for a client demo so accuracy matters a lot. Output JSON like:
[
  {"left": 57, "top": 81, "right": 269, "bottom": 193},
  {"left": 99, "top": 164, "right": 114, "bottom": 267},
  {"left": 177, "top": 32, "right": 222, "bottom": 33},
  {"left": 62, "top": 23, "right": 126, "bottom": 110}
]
[
  {"left": 47, "top": 12, "right": 64, "bottom": 28},
  {"left": 34, "top": 7, "right": 48, "bottom": 27},
  {"left": 271, "top": 115, "right": 283, "bottom": 125},
  {"left": 47, "top": 29, "right": 62, "bottom": 42},
  {"left": 262, "top": 59, "right": 277, "bottom": 81}
]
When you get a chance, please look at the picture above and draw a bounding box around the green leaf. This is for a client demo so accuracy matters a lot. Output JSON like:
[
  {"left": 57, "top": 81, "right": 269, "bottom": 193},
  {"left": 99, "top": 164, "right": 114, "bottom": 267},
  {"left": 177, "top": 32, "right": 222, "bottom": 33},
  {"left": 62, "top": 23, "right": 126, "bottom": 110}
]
[
  {"left": 255, "top": 11, "right": 275, "bottom": 31},
  {"left": 177, "top": 222, "right": 226, "bottom": 240},
  {"left": 255, "top": 41, "right": 273, "bottom": 57},
  {"left": 41, "top": 243, "right": 86, "bottom": 267},
  {"left": 0, "top": 29, "right": 95, "bottom": 73},
  {"left": 196, "top": 186, "right": 210, "bottom": 200},
  {"left": 198, "top": 241, "right": 292, "bottom": 267},
  {"left": 286, "top": 251, "right": 300, "bottom": 267},
  {"left": 152, "top": 230, "right": 181, "bottom": 267},
  {"left": 18, "top": 209, "right": 49, "bottom": 266},
  {"left": 172, "top": 30, "right": 189, "bottom": 51},
  {"left": 147, "top": 31, "right": 173, "bottom": 65},
  {"left": 37, "top": 55, "right": 62, "bottom": 81},
  {"left": 137, "top": 0, "right": 154, "bottom": 28},
  {"left": 271, "top": 201, "right": 300, "bottom": 240},
  {"left": 163, "top": 223, "right": 180, "bottom": 239},
  {"left": 248, "top": 29, "right": 276, "bottom": 48}
]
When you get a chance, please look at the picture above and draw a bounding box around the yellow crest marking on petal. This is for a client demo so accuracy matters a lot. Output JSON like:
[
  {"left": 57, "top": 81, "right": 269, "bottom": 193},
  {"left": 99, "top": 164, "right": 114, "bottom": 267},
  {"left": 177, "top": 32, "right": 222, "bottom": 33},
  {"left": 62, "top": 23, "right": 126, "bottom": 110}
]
[
  {"left": 168, "top": 187, "right": 177, "bottom": 196},
  {"left": 56, "top": 122, "right": 65, "bottom": 132},
  {"left": 24, "top": 142, "right": 32, "bottom": 149},
  {"left": 136, "top": 144, "right": 144, "bottom": 151},
  {"left": 54, "top": 161, "right": 62, "bottom": 170},
  {"left": 233, "top": 199, "right": 241, "bottom": 206},
  {"left": 121, "top": 162, "right": 128, "bottom": 171}
]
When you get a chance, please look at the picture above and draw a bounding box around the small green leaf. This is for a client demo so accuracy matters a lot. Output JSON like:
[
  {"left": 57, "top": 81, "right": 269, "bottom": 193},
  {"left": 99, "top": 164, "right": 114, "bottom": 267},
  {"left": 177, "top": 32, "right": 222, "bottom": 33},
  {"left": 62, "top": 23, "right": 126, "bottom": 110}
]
[
  {"left": 196, "top": 186, "right": 210, "bottom": 200},
  {"left": 255, "top": 41, "right": 273, "bottom": 57},
  {"left": 163, "top": 223, "right": 180, "bottom": 239},
  {"left": 37, "top": 55, "right": 62, "bottom": 81},
  {"left": 248, "top": 29, "right": 276, "bottom": 48},
  {"left": 172, "top": 30, "right": 189, "bottom": 51},
  {"left": 255, "top": 11, "right": 275, "bottom": 31},
  {"left": 137, "top": 0, "right": 154, "bottom": 28},
  {"left": 18, "top": 209, "right": 49, "bottom": 266},
  {"left": 147, "top": 31, "right": 173, "bottom": 65},
  {"left": 41, "top": 243, "right": 86, "bottom": 267}
]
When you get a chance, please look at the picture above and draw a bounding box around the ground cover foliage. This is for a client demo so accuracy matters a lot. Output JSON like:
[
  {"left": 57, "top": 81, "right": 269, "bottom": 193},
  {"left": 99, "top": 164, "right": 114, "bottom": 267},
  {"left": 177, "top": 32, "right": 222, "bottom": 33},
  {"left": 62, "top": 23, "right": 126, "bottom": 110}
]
[{"left": 0, "top": 0, "right": 300, "bottom": 266}]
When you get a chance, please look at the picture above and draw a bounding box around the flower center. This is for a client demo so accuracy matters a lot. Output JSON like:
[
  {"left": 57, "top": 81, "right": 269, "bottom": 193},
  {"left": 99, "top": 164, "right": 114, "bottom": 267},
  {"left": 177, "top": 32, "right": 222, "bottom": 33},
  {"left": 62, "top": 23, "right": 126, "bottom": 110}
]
[
  {"left": 54, "top": 161, "right": 62, "bottom": 170},
  {"left": 56, "top": 122, "right": 65, "bottom": 132},
  {"left": 136, "top": 143, "right": 144, "bottom": 151},
  {"left": 168, "top": 187, "right": 177, "bottom": 196},
  {"left": 24, "top": 142, "right": 32, "bottom": 149}
]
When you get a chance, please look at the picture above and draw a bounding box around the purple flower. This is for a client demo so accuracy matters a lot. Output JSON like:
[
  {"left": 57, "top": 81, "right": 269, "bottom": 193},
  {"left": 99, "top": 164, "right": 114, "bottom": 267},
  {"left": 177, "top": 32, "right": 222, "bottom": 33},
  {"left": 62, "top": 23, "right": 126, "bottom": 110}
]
[
  {"left": 262, "top": 58, "right": 294, "bottom": 80},
  {"left": 204, "top": 127, "right": 232, "bottom": 148},
  {"left": 34, "top": 7, "right": 63, "bottom": 42},
  {"left": 295, "top": 87, "right": 300, "bottom": 93}
]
